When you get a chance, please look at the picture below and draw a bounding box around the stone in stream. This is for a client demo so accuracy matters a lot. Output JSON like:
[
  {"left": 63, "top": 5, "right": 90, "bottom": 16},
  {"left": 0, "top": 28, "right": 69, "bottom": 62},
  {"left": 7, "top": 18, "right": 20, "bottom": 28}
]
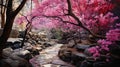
[
  {"left": 3, "top": 55, "right": 32, "bottom": 67},
  {"left": 18, "top": 53, "right": 33, "bottom": 61},
  {"left": 74, "top": 44, "right": 90, "bottom": 52},
  {"left": 67, "top": 40, "right": 76, "bottom": 48},
  {"left": 58, "top": 46, "right": 87, "bottom": 66},
  {"left": 11, "top": 41, "right": 21, "bottom": 49},
  {"left": 43, "top": 42, "right": 52, "bottom": 47},
  {"left": 27, "top": 49, "right": 40, "bottom": 56},
  {"left": 2, "top": 48, "right": 32, "bottom": 67},
  {"left": 2, "top": 47, "right": 13, "bottom": 58},
  {"left": 12, "top": 49, "right": 33, "bottom": 61},
  {"left": 23, "top": 43, "right": 33, "bottom": 50}
]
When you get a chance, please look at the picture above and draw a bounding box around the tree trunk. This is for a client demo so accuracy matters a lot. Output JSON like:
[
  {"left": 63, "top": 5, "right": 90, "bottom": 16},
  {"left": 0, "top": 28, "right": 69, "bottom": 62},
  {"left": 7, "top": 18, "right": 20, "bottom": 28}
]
[
  {"left": 0, "top": 0, "right": 27, "bottom": 59},
  {"left": 0, "top": 15, "right": 15, "bottom": 59},
  {"left": 1, "top": 13, "right": 5, "bottom": 28}
]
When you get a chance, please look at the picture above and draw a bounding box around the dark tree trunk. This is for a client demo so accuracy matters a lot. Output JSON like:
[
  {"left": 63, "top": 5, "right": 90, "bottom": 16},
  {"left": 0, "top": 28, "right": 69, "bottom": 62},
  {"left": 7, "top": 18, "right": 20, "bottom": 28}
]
[{"left": 0, "top": 0, "right": 27, "bottom": 59}]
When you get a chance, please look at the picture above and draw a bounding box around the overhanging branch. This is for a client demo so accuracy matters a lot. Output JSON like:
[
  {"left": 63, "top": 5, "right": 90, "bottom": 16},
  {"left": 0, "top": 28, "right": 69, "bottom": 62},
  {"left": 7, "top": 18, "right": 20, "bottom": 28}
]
[
  {"left": 43, "top": 15, "right": 79, "bottom": 26},
  {"left": 13, "top": 0, "right": 27, "bottom": 17},
  {"left": 66, "top": 0, "right": 105, "bottom": 38}
]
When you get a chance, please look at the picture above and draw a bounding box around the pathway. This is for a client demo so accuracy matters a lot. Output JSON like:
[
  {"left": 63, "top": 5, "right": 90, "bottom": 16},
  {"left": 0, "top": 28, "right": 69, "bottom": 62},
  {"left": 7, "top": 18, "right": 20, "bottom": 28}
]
[{"left": 30, "top": 44, "right": 74, "bottom": 67}]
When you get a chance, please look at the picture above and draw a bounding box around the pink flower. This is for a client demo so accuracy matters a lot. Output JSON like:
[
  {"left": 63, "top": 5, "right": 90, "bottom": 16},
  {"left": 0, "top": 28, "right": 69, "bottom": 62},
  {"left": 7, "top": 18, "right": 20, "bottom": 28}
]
[
  {"left": 98, "top": 39, "right": 112, "bottom": 45},
  {"left": 88, "top": 46, "right": 100, "bottom": 57},
  {"left": 106, "top": 29, "right": 120, "bottom": 41}
]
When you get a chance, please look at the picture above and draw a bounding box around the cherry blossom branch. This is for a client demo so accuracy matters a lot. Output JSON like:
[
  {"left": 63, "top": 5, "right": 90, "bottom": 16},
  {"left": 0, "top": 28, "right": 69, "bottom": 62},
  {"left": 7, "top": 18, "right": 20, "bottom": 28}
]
[
  {"left": 13, "top": 0, "right": 27, "bottom": 17},
  {"left": 43, "top": 15, "right": 79, "bottom": 26},
  {"left": 66, "top": 0, "right": 105, "bottom": 38}
]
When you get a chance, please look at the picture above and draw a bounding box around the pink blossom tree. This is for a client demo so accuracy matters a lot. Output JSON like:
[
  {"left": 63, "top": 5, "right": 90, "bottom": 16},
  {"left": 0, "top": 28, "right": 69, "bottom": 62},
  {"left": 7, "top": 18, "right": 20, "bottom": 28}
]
[
  {"left": 27, "top": 0, "right": 120, "bottom": 60},
  {"left": 18, "top": 0, "right": 119, "bottom": 39}
]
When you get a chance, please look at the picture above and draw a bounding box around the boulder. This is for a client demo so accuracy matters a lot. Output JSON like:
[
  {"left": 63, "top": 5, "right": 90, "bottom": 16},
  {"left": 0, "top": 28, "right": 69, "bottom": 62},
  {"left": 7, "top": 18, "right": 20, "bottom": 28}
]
[
  {"left": 13, "top": 49, "right": 30, "bottom": 56},
  {"left": 58, "top": 46, "right": 87, "bottom": 66},
  {"left": 11, "top": 41, "right": 21, "bottom": 49},
  {"left": 3, "top": 54, "right": 32, "bottom": 67},
  {"left": 43, "top": 42, "right": 52, "bottom": 47},
  {"left": 75, "top": 44, "right": 90, "bottom": 52},
  {"left": 2, "top": 47, "right": 13, "bottom": 58},
  {"left": 2, "top": 47, "right": 32, "bottom": 67}
]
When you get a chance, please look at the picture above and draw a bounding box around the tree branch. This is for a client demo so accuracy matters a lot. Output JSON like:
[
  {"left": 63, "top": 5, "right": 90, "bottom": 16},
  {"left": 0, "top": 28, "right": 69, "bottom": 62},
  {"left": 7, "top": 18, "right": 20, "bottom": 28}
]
[
  {"left": 43, "top": 15, "right": 79, "bottom": 26},
  {"left": 66, "top": 0, "right": 105, "bottom": 38},
  {"left": 13, "top": 0, "right": 27, "bottom": 17}
]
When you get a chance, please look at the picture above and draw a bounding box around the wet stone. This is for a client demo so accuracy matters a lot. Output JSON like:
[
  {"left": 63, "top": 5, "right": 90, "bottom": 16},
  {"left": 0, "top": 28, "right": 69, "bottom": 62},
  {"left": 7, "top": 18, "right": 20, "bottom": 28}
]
[
  {"left": 3, "top": 47, "right": 13, "bottom": 58},
  {"left": 75, "top": 44, "right": 90, "bottom": 52},
  {"left": 43, "top": 42, "right": 52, "bottom": 47},
  {"left": 11, "top": 41, "right": 21, "bottom": 49},
  {"left": 58, "top": 46, "right": 87, "bottom": 66}
]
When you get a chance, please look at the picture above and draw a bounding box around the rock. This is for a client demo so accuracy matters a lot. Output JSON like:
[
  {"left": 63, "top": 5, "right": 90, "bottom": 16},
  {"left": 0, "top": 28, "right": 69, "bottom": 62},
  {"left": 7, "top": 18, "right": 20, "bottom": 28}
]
[
  {"left": 18, "top": 53, "right": 32, "bottom": 61},
  {"left": 42, "top": 64, "right": 61, "bottom": 67},
  {"left": 11, "top": 41, "right": 21, "bottom": 49},
  {"left": 13, "top": 49, "right": 30, "bottom": 56},
  {"left": 57, "top": 39, "right": 68, "bottom": 44},
  {"left": 32, "top": 45, "right": 42, "bottom": 51},
  {"left": 3, "top": 55, "right": 32, "bottom": 67},
  {"left": 58, "top": 49, "right": 72, "bottom": 62},
  {"left": 75, "top": 44, "right": 90, "bottom": 52},
  {"left": 71, "top": 53, "right": 86, "bottom": 65},
  {"left": 12, "top": 48, "right": 32, "bottom": 61},
  {"left": 41, "top": 45, "right": 46, "bottom": 49},
  {"left": 67, "top": 40, "right": 76, "bottom": 47},
  {"left": 58, "top": 46, "right": 86, "bottom": 65},
  {"left": 31, "top": 49, "right": 40, "bottom": 56},
  {"left": 7, "top": 38, "right": 22, "bottom": 43},
  {"left": 23, "top": 43, "right": 33, "bottom": 50},
  {"left": 43, "top": 42, "right": 52, "bottom": 47},
  {"left": 3, "top": 47, "right": 13, "bottom": 58},
  {"left": 38, "top": 41, "right": 42, "bottom": 44}
]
